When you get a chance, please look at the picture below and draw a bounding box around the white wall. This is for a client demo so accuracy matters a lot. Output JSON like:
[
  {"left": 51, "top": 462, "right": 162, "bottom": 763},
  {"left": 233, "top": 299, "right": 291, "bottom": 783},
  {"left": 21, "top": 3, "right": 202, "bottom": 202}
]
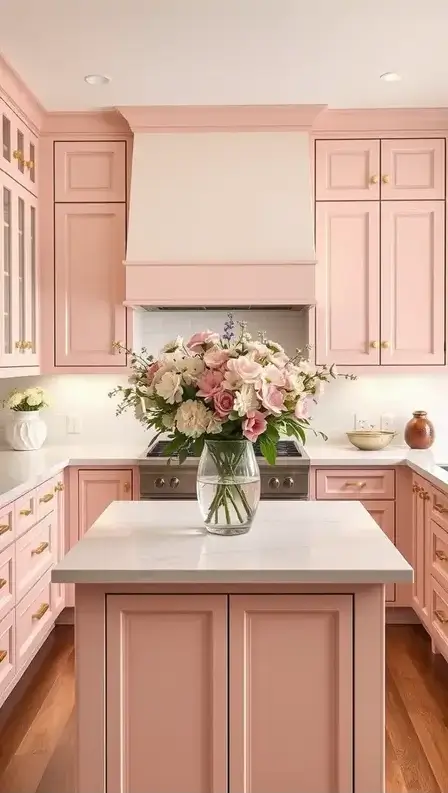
[{"left": 0, "top": 309, "right": 447, "bottom": 449}]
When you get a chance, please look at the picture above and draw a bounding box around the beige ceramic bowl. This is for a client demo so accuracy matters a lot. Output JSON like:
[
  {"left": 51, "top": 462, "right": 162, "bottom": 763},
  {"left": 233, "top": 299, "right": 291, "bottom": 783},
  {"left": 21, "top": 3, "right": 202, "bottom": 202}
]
[{"left": 346, "top": 430, "right": 396, "bottom": 451}]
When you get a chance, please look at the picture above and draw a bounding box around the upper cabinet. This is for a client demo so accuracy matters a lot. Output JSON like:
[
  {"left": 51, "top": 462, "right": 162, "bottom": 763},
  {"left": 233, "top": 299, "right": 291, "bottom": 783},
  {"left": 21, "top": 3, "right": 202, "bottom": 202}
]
[
  {"left": 0, "top": 98, "right": 37, "bottom": 196},
  {"left": 54, "top": 141, "right": 126, "bottom": 202},
  {"left": 315, "top": 138, "right": 445, "bottom": 202}
]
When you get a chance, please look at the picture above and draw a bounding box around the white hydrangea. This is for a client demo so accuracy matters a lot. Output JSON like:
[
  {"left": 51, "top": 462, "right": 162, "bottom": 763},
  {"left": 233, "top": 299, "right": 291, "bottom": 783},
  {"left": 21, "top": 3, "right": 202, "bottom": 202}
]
[
  {"left": 175, "top": 400, "right": 211, "bottom": 438},
  {"left": 7, "top": 392, "right": 24, "bottom": 409}
]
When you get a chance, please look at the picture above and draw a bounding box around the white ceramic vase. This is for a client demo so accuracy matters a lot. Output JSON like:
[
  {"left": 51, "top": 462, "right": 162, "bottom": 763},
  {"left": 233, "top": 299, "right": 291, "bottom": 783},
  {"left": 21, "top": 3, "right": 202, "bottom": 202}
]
[{"left": 5, "top": 411, "right": 47, "bottom": 451}]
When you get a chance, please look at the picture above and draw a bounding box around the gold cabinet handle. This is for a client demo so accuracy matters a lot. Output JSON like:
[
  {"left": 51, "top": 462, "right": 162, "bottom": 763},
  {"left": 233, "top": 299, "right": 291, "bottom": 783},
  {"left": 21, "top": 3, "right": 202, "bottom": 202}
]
[
  {"left": 54, "top": 482, "right": 64, "bottom": 492},
  {"left": 0, "top": 650, "right": 7, "bottom": 663},
  {"left": 24, "top": 160, "right": 34, "bottom": 170},
  {"left": 15, "top": 340, "right": 24, "bottom": 350},
  {"left": 382, "top": 174, "right": 390, "bottom": 184},
  {"left": 412, "top": 483, "right": 421, "bottom": 493},
  {"left": 0, "top": 578, "right": 7, "bottom": 589},
  {"left": 434, "top": 503, "right": 448, "bottom": 514},
  {"left": 32, "top": 603, "right": 49, "bottom": 621},
  {"left": 345, "top": 481, "right": 367, "bottom": 488},
  {"left": 381, "top": 341, "right": 390, "bottom": 349},
  {"left": 20, "top": 508, "right": 32, "bottom": 516},
  {"left": 0, "top": 525, "right": 10, "bottom": 536},
  {"left": 370, "top": 341, "right": 379, "bottom": 349},
  {"left": 435, "top": 549, "right": 448, "bottom": 562},
  {"left": 370, "top": 175, "right": 379, "bottom": 184},
  {"left": 12, "top": 149, "right": 24, "bottom": 163},
  {"left": 31, "top": 541, "right": 49, "bottom": 556},
  {"left": 39, "top": 493, "right": 54, "bottom": 503},
  {"left": 434, "top": 609, "right": 448, "bottom": 624},
  {"left": 124, "top": 482, "right": 131, "bottom": 493},
  {"left": 423, "top": 491, "right": 430, "bottom": 501}
]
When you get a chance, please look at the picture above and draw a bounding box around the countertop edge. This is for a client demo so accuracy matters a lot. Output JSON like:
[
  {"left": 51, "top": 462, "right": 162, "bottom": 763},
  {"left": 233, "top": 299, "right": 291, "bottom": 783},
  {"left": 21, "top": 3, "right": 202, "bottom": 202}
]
[{"left": 51, "top": 569, "right": 413, "bottom": 585}]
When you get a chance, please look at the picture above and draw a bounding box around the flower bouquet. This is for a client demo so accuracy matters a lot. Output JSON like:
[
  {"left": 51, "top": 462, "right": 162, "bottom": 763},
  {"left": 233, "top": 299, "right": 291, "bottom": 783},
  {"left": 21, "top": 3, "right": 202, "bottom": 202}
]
[
  {"left": 2, "top": 387, "right": 50, "bottom": 451},
  {"left": 110, "top": 316, "right": 350, "bottom": 534}
]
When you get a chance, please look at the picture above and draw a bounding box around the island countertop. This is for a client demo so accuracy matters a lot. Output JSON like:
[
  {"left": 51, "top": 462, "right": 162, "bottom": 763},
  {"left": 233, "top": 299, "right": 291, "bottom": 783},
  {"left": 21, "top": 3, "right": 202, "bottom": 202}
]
[{"left": 52, "top": 500, "right": 413, "bottom": 585}]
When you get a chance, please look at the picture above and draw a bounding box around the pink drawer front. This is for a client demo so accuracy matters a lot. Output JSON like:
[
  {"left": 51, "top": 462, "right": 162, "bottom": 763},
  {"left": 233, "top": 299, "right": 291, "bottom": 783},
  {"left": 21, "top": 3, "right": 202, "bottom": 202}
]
[
  {"left": 0, "top": 611, "right": 15, "bottom": 703},
  {"left": 430, "top": 486, "right": 448, "bottom": 535},
  {"left": 0, "top": 545, "right": 15, "bottom": 622},
  {"left": 14, "top": 489, "right": 38, "bottom": 538},
  {"left": 0, "top": 503, "right": 14, "bottom": 552},
  {"left": 430, "top": 577, "right": 448, "bottom": 660},
  {"left": 316, "top": 469, "right": 395, "bottom": 500},
  {"left": 16, "top": 570, "right": 54, "bottom": 671},
  {"left": 430, "top": 519, "right": 448, "bottom": 591},
  {"left": 36, "top": 477, "right": 58, "bottom": 522},
  {"left": 15, "top": 515, "right": 57, "bottom": 603}
]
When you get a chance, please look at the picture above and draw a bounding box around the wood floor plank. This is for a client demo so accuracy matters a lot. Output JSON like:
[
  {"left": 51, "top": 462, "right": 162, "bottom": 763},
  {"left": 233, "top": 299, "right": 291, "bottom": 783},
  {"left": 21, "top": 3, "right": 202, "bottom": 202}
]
[
  {"left": 36, "top": 709, "right": 76, "bottom": 793},
  {"left": 385, "top": 731, "right": 408, "bottom": 793}
]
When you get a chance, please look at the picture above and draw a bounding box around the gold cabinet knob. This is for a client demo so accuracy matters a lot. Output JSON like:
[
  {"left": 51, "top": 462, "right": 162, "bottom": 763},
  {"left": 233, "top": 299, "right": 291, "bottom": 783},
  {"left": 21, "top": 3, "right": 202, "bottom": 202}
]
[
  {"left": 24, "top": 160, "right": 34, "bottom": 170},
  {"left": 12, "top": 150, "right": 24, "bottom": 163},
  {"left": 370, "top": 175, "right": 379, "bottom": 184},
  {"left": 112, "top": 341, "right": 123, "bottom": 352},
  {"left": 54, "top": 482, "right": 64, "bottom": 492},
  {"left": 370, "top": 341, "right": 379, "bottom": 349},
  {"left": 15, "top": 340, "right": 24, "bottom": 350},
  {"left": 412, "top": 483, "right": 421, "bottom": 493},
  {"left": 382, "top": 174, "right": 390, "bottom": 184},
  {"left": 381, "top": 341, "right": 390, "bottom": 349},
  {"left": 434, "top": 609, "right": 448, "bottom": 624},
  {"left": 435, "top": 549, "right": 448, "bottom": 562},
  {"left": 124, "top": 482, "right": 131, "bottom": 493}
]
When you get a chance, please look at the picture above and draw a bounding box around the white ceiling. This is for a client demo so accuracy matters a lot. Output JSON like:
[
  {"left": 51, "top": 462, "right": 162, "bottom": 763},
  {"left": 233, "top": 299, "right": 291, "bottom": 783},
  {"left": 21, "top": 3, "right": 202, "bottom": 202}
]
[{"left": 1, "top": 0, "right": 448, "bottom": 111}]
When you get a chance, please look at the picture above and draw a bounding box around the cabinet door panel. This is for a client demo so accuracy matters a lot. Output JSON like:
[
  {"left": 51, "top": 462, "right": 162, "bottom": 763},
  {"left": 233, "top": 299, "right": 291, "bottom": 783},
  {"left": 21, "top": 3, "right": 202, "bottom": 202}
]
[
  {"left": 230, "top": 594, "right": 353, "bottom": 793},
  {"left": 381, "top": 139, "right": 445, "bottom": 200},
  {"left": 316, "top": 201, "right": 380, "bottom": 365},
  {"left": 0, "top": 97, "right": 38, "bottom": 195},
  {"left": 362, "top": 501, "right": 395, "bottom": 602},
  {"left": 54, "top": 141, "right": 126, "bottom": 202},
  {"left": 106, "top": 594, "right": 227, "bottom": 793},
  {"left": 78, "top": 469, "right": 132, "bottom": 538},
  {"left": 315, "top": 139, "right": 380, "bottom": 201},
  {"left": 380, "top": 201, "right": 445, "bottom": 365},
  {"left": 54, "top": 203, "right": 126, "bottom": 367}
]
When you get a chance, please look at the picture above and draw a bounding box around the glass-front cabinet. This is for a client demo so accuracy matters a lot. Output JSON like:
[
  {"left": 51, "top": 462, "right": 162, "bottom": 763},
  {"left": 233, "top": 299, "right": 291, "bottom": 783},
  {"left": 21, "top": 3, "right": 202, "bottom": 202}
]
[
  {"left": 0, "top": 171, "right": 38, "bottom": 368},
  {"left": 0, "top": 97, "right": 38, "bottom": 195}
]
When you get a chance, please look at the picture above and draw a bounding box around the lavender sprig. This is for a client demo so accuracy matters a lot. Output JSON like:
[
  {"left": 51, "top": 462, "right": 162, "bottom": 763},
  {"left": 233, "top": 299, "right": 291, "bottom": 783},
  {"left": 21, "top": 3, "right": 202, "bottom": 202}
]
[{"left": 222, "top": 312, "right": 235, "bottom": 343}]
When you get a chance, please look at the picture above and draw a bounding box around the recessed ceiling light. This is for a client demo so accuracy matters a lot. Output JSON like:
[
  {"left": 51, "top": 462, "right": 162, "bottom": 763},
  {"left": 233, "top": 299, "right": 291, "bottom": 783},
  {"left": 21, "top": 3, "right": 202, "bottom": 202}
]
[
  {"left": 84, "top": 74, "right": 110, "bottom": 86},
  {"left": 380, "top": 72, "right": 401, "bottom": 82}
]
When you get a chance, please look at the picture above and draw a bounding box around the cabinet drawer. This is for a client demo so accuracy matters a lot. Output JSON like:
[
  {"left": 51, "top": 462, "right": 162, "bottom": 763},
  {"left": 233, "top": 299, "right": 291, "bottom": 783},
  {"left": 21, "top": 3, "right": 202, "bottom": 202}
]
[
  {"left": 16, "top": 570, "right": 54, "bottom": 671},
  {"left": 0, "top": 502, "right": 15, "bottom": 551},
  {"left": 0, "top": 611, "right": 15, "bottom": 702},
  {"left": 316, "top": 469, "right": 395, "bottom": 500},
  {"left": 36, "top": 477, "right": 58, "bottom": 522},
  {"left": 430, "top": 486, "right": 448, "bottom": 533},
  {"left": 0, "top": 545, "right": 15, "bottom": 622},
  {"left": 14, "top": 489, "right": 38, "bottom": 537},
  {"left": 430, "top": 519, "right": 448, "bottom": 591},
  {"left": 430, "top": 577, "right": 448, "bottom": 658},
  {"left": 16, "top": 515, "right": 57, "bottom": 603}
]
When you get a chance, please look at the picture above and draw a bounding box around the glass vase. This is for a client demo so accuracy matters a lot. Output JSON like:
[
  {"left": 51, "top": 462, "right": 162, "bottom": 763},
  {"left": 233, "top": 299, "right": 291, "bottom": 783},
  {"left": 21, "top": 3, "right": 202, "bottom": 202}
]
[{"left": 196, "top": 439, "right": 260, "bottom": 535}]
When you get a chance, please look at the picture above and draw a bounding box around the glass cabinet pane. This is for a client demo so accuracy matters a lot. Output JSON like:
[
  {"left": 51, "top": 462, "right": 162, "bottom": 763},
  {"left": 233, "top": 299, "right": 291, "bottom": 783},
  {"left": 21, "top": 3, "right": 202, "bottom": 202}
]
[
  {"left": 18, "top": 197, "right": 25, "bottom": 347},
  {"left": 3, "top": 188, "right": 12, "bottom": 355},
  {"left": 29, "top": 142, "right": 36, "bottom": 183},
  {"left": 2, "top": 115, "right": 10, "bottom": 162},
  {"left": 16, "top": 130, "right": 24, "bottom": 173},
  {"left": 30, "top": 206, "right": 36, "bottom": 352}
]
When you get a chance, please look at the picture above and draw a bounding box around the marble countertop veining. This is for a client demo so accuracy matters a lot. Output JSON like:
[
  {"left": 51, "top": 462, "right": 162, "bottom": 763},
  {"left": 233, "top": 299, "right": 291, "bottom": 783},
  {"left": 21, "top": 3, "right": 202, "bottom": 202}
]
[{"left": 52, "top": 499, "right": 413, "bottom": 585}]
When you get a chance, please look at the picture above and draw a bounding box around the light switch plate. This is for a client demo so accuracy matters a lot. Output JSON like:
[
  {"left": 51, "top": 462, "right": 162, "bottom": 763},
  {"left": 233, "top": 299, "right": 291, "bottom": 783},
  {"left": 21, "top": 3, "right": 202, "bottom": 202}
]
[
  {"left": 380, "top": 414, "right": 395, "bottom": 432},
  {"left": 66, "top": 415, "right": 82, "bottom": 434}
]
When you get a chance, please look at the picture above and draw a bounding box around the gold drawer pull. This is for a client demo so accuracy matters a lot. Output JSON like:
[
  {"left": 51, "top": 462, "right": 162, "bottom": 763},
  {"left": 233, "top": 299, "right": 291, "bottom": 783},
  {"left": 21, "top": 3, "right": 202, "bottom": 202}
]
[
  {"left": 32, "top": 603, "right": 49, "bottom": 621},
  {"left": 20, "top": 508, "right": 32, "bottom": 516},
  {"left": 0, "top": 525, "right": 10, "bottom": 536},
  {"left": 0, "top": 650, "right": 7, "bottom": 663},
  {"left": 54, "top": 482, "right": 64, "bottom": 492},
  {"left": 435, "top": 549, "right": 448, "bottom": 562},
  {"left": 434, "top": 609, "right": 448, "bottom": 624},
  {"left": 39, "top": 493, "right": 54, "bottom": 504},
  {"left": 0, "top": 578, "right": 7, "bottom": 590},
  {"left": 345, "top": 481, "right": 366, "bottom": 488},
  {"left": 31, "top": 541, "right": 49, "bottom": 556},
  {"left": 412, "top": 483, "right": 421, "bottom": 493},
  {"left": 434, "top": 503, "right": 448, "bottom": 514}
]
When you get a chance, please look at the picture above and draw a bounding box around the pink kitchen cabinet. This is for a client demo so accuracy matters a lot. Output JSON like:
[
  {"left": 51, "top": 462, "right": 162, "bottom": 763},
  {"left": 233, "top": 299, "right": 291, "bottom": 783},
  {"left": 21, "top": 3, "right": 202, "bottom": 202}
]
[
  {"left": 380, "top": 139, "right": 445, "bottom": 200},
  {"left": 362, "top": 501, "right": 396, "bottom": 603},
  {"left": 54, "top": 141, "right": 126, "bottom": 203},
  {"left": 77, "top": 469, "right": 133, "bottom": 540},
  {"left": 315, "top": 139, "right": 380, "bottom": 201},
  {"left": 315, "top": 201, "right": 380, "bottom": 365},
  {"left": 106, "top": 594, "right": 228, "bottom": 793},
  {"left": 1, "top": 96, "right": 37, "bottom": 196},
  {"left": 54, "top": 203, "right": 127, "bottom": 367},
  {"left": 380, "top": 200, "right": 445, "bottom": 365}
]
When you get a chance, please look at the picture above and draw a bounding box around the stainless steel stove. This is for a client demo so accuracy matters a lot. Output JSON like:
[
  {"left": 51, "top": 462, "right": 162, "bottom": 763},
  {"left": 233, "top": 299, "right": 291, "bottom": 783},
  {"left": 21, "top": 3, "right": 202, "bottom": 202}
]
[{"left": 139, "top": 439, "right": 310, "bottom": 500}]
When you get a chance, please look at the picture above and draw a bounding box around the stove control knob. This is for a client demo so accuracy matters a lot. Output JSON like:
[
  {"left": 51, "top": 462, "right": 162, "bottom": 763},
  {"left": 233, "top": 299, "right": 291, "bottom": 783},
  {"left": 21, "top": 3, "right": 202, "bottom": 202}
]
[
  {"left": 154, "top": 477, "right": 165, "bottom": 488},
  {"left": 269, "top": 477, "right": 280, "bottom": 490},
  {"left": 283, "top": 477, "right": 294, "bottom": 489},
  {"left": 170, "top": 477, "right": 180, "bottom": 489}
]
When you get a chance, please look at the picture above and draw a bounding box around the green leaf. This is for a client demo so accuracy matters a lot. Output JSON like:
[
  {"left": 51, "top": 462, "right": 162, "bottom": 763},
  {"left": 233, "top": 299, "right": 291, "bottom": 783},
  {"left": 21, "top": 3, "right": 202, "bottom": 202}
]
[
  {"left": 265, "top": 422, "right": 280, "bottom": 444},
  {"left": 162, "top": 434, "right": 186, "bottom": 458},
  {"left": 178, "top": 448, "right": 189, "bottom": 465},
  {"left": 192, "top": 436, "right": 205, "bottom": 457},
  {"left": 259, "top": 435, "right": 277, "bottom": 465}
]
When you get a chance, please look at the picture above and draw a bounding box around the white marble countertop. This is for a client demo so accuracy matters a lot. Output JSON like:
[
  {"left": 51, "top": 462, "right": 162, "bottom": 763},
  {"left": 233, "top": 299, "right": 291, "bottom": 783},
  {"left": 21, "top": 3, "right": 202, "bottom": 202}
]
[{"left": 52, "top": 499, "right": 413, "bottom": 585}]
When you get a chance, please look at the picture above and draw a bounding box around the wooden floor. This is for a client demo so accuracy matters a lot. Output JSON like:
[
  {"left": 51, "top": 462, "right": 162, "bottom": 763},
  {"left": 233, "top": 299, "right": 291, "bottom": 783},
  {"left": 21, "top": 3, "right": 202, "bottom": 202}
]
[{"left": 0, "top": 625, "right": 447, "bottom": 792}]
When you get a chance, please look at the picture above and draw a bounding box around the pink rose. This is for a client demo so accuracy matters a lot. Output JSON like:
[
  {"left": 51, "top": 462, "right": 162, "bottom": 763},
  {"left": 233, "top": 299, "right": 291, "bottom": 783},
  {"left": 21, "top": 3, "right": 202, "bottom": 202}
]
[
  {"left": 203, "top": 348, "right": 230, "bottom": 369},
  {"left": 261, "top": 384, "right": 285, "bottom": 416},
  {"left": 243, "top": 410, "right": 267, "bottom": 442},
  {"left": 146, "top": 361, "right": 160, "bottom": 384},
  {"left": 186, "top": 330, "right": 220, "bottom": 351},
  {"left": 213, "top": 390, "right": 234, "bottom": 418},
  {"left": 295, "top": 396, "right": 313, "bottom": 419},
  {"left": 196, "top": 369, "right": 224, "bottom": 400},
  {"left": 227, "top": 355, "right": 263, "bottom": 384}
]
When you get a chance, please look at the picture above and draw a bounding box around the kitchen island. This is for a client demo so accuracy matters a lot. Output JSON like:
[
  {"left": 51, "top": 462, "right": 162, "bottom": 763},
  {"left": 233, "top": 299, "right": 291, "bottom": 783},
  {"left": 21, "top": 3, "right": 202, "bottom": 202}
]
[{"left": 53, "top": 500, "right": 412, "bottom": 793}]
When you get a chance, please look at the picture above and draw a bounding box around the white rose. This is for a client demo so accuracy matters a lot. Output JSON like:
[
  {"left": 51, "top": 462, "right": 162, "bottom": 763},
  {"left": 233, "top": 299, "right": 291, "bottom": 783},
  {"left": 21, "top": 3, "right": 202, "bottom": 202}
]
[
  {"left": 26, "top": 393, "right": 42, "bottom": 407},
  {"left": 233, "top": 384, "right": 260, "bottom": 417},
  {"left": 176, "top": 400, "right": 211, "bottom": 438},
  {"left": 155, "top": 371, "right": 183, "bottom": 404},
  {"left": 8, "top": 392, "right": 23, "bottom": 408}
]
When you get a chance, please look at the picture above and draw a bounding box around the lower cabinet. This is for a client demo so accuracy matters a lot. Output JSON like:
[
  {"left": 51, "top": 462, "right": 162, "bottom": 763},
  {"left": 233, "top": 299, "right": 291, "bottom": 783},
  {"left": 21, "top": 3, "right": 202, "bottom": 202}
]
[
  {"left": 78, "top": 469, "right": 134, "bottom": 540},
  {"left": 362, "top": 501, "right": 396, "bottom": 603},
  {"left": 105, "top": 593, "right": 353, "bottom": 793}
]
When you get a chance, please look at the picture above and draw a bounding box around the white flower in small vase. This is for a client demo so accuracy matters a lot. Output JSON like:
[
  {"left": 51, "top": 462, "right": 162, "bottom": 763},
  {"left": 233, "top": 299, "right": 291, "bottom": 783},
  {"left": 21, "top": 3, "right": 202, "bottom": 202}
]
[{"left": 2, "top": 387, "right": 50, "bottom": 451}]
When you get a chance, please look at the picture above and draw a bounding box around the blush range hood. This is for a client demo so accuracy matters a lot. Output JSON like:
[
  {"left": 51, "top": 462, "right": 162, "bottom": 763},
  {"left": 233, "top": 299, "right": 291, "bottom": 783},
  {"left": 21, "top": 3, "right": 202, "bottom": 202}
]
[{"left": 120, "top": 108, "right": 318, "bottom": 308}]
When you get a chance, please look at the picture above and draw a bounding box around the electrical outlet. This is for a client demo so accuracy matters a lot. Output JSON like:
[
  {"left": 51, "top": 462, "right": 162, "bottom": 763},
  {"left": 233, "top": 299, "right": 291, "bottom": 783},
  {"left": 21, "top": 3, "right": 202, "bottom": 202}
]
[
  {"left": 380, "top": 414, "right": 395, "bottom": 432},
  {"left": 66, "top": 415, "right": 82, "bottom": 434},
  {"left": 354, "top": 414, "right": 374, "bottom": 431}
]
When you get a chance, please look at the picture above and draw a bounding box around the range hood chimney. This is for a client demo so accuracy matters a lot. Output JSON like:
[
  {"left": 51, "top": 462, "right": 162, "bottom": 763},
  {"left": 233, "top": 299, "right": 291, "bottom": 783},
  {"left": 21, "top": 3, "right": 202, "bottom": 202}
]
[{"left": 120, "top": 106, "right": 324, "bottom": 307}]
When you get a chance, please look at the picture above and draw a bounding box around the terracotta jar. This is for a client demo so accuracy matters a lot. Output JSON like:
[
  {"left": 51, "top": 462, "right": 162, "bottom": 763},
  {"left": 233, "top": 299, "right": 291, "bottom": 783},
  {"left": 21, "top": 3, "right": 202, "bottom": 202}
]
[{"left": 404, "top": 411, "right": 435, "bottom": 449}]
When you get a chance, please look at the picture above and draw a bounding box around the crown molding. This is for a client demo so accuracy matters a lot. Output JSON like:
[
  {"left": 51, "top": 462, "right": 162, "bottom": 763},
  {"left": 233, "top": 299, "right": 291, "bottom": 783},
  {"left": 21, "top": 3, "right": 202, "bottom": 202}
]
[
  {"left": 40, "top": 109, "right": 131, "bottom": 136},
  {"left": 314, "top": 107, "right": 448, "bottom": 132},
  {"left": 0, "top": 54, "right": 44, "bottom": 133}
]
